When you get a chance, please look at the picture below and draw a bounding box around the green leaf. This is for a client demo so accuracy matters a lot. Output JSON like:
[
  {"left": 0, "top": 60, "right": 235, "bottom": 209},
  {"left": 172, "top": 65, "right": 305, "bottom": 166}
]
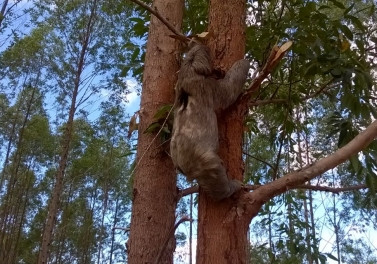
[
  {"left": 326, "top": 253, "right": 339, "bottom": 261},
  {"left": 349, "top": 155, "right": 359, "bottom": 172},
  {"left": 355, "top": 39, "right": 365, "bottom": 54},
  {"left": 365, "top": 173, "right": 376, "bottom": 194},
  {"left": 329, "top": 0, "right": 345, "bottom": 9},
  {"left": 304, "top": 63, "right": 319, "bottom": 76},
  {"left": 344, "top": 3, "right": 355, "bottom": 15},
  {"left": 144, "top": 122, "right": 160, "bottom": 134},
  {"left": 345, "top": 15, "right": 365, "bottom": 31},
  {"left": 131, "top": 47, "right": 140, "bottom": 61},
  {"left": 330, "top": 68, "right": 342, "bottom": 78},
  {"left": 339, "top": 25, "right": 353, "bottom": 40},
  {"left": 318, "top": 5, "right": 331, "bottom": 10},
  {"left": 153, "top": 104, "right": 173, "bottom": 119}
]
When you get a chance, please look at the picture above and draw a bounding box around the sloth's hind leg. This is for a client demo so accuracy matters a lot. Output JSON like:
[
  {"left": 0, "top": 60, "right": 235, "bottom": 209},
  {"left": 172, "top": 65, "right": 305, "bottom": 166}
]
[{"left": 195, "top": 151, "right": 241, "bottom": 201}]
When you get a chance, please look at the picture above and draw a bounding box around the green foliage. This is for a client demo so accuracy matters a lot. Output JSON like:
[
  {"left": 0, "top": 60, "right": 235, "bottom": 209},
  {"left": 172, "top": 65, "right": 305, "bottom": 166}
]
[
  {"left": 245, "top": 1, "right": 377, "bottom": 262},
  {"left": 183, "top": 0, "right": 209, "bottom": 34},
  {"left": 144, "top": 104, "right": 174, "bottom": 143}
]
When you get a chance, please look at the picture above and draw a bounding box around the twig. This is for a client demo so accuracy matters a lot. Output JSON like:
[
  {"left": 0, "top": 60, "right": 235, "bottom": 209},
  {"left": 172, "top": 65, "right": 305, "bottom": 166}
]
[
  {"left": 112, "top": 227, "right": 130, "bottom": 232},
  {"left": 154, "top": 215, "right": 192, "bottom": 264},
  {"left": 128, "top": 0, "right": 189, "bottom": 42},
  {"left": 302, "top": 78, "right": 335, "bottom": 100},
  {"left": 178, "top": 185, "right": 199, "bottom": 199},
  {"left": 244, "top": 183, "right": 368, "bottom": 194},
  {"left": 247, "top": 78, "right": 338, "bottom": 107},
  {"left": 129, "top": 102, "right": 175, "bottom": 178},
  {"left": 297, "top": 183, "right": 368, "bottom": 193},
  {"left": 242, "top": 152, "right": 276, "bottom": 173},
  {"left": 179, "top": 182, "right": 369, "bottom": 198}
]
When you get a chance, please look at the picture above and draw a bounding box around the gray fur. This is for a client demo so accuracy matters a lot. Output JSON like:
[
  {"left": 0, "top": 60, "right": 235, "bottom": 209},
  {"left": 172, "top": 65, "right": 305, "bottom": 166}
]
[{"left": 170, "top": 44, "right": 250, "bottom": 201}]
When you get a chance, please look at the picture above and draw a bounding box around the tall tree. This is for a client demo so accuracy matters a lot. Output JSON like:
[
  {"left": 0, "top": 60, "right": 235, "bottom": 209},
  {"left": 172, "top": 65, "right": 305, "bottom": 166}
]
[
  {"left": 127, "top": 0, "right": 184, "bottom": 263},
  {"left": 128, "top": 0, "right": 377, "bottom": 263},
  {"left": 36, "top": 0, "right": 102, "bottom": 262}
]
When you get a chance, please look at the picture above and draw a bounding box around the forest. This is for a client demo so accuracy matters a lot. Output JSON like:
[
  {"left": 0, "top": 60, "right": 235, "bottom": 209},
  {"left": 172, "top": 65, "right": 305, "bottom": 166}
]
[{"left": 0, "top": 0, "right": 377, "bottom": 263}]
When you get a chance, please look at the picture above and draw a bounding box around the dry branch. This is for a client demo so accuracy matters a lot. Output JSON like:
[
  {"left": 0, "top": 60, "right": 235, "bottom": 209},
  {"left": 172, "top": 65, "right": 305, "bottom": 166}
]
[{"left": 245, "top": 41, "right": 292, "bottom": 94}]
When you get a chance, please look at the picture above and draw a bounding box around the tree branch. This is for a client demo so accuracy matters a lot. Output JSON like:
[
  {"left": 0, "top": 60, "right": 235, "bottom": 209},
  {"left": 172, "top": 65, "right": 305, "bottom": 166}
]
[
  {"left": 296, "top": 184, "right": 368, "bottom": 193},
  {"left": 247, "top": 78, "right": 337, "bottom": 107},
  {"left": 240, "top": 120, "right": 377, "bottom": 221},
  {"left": 243, "top": 152, "right": 276, "bottom": 172},
  {"left": 178, "top": 185, "right": 199, "bottom": 199},
  {"left": 154, "top": 215, "right": 192, "bottom": 264},
  {"left": 112, "top": 227, "right": 130, "bottom": 232},
  {"left": 128, "top": 0, "right": 189, "bottom": 42},
  {"left": 244, "top": 183, "right": 368, "bottom": 194},
  {"left": 243, "top": 41, "right": 292, "bottom": 98},
  {"left": 179, "top": 183, "right": 368, "bottom": 199}
]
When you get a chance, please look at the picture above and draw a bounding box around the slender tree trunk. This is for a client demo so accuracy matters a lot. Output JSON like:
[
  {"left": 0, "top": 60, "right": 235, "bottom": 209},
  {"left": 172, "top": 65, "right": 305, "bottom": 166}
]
[
  {"left": 0, "top": 0, "right": 8, "bottom": 28},
  {"left": 0, "top": 108, "right": 17, "bottom": 190},
  {"left": 109, "top": 198, "right": 119, "bottom": 264},
  {"left": 332, "top": 174, "right": 341, "bottom": 264},
  {"left": 37, "top": 2, "right": 97, "bottom": 262},
  {"left": 37, "top": 64, "right": 79, "bottom": 264},
  {"left": 0, "top": 86, "right": 37, "bottom": 264},
  {"left": 189, "top": 193, "right": 193, "bottom": 264},
  {"left": 11, "top": 165, "right": 34, "bottom": 263},
  {"left": 303, "top": 196, "right": 313, "bottom": 264},
  {"left": 197, "top": 0, "right": 249, "bottom": 263},
  {"left": 127, "top": 0, "right": 183, "bottom": 263},
  {"left": 296, "top": 111, "right": 313, "bottom": 264},
  {"left": 305, "top": 108, "right": 319, "bottom": 264}
]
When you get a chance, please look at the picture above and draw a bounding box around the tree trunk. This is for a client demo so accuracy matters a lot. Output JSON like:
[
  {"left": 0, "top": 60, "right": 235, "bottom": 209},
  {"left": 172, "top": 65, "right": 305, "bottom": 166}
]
[
  {"left": 127, "top": 0, "right": 183, "bottom": 263},
  {"left": 0, "top": 0, "right": 8, "bottom": 28},
  {"left": 0, "top": 86, "right": 37, "bottom": 264},
  {"left": 197, "top": 0, "right": 249, "bottom": 263},
  {"left": 37, "top": 2, "right": 97, "bottom": 262},
  {"left": 37, "top": 70, "right": 78, "bottom": 264}
]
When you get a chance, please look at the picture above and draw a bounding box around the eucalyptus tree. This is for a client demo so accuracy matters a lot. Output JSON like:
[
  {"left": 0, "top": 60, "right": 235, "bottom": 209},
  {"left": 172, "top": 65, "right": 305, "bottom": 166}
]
[
  {"left": 22, "top": 0, "right": 134, "bottom": 262},
  {"left": 0, "top": 23, "right": 55, "bottom": 263},
  {"left": 0, "top": 87, "right": 54, "bottom": 264}
]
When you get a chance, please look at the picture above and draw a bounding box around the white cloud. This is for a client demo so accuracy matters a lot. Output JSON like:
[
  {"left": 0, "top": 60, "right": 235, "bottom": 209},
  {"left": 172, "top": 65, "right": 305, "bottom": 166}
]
[{"left": 125, "top": 79, "right": 139, "bottom": 105}]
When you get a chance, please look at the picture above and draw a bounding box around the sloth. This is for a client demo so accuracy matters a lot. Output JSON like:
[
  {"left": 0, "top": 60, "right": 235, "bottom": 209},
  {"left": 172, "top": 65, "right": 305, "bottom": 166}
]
[{"left": 170, "top": 43, "right": 250, "bottom": 201}]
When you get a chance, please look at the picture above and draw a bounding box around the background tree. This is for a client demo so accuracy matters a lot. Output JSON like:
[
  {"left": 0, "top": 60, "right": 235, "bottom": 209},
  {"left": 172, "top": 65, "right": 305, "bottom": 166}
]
[
  {"left": 0, "top": 0, "right": 134, "bottom": 263},
  {"left": 127, "top": 0, "right": 184, "bottom": 263}
]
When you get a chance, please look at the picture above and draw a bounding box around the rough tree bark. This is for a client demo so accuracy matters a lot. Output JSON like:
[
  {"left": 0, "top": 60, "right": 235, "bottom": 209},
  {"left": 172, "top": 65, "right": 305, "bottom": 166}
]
[
  {"left": 197, "top": 0, "right": 250, "bottom": 263},
  {"left": 127, "top": 0, "right": 183, "bottom": 263}
]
